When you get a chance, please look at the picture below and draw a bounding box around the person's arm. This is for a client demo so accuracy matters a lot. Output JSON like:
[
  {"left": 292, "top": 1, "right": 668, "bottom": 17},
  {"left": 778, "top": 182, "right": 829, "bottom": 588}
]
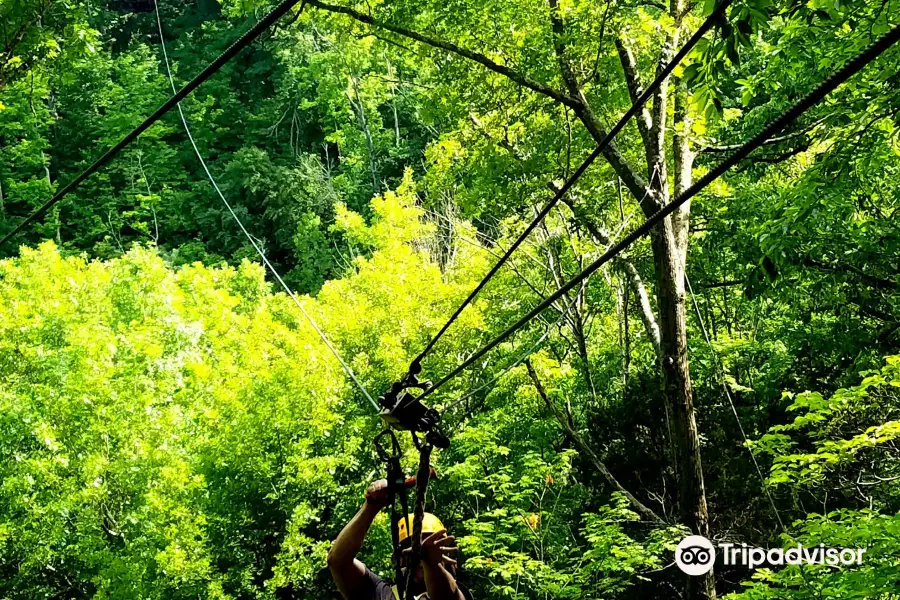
[
  {"left": 327, "top": 479, "right": 389, "bottom": 600},
  {"left": 420, "top": 529, "right": 465, "bottom": 600}
]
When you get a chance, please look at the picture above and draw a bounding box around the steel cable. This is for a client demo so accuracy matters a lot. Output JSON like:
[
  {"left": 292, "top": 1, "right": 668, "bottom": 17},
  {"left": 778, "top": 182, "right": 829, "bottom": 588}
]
[{"left": 419, "top": 23, "right": 900, "bottom": 400}]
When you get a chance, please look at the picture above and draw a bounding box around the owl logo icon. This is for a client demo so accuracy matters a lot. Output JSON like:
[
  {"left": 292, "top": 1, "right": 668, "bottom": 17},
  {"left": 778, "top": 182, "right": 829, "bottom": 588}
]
[{"left": 676, "top": 535, "right": 715, "bottom": 576}]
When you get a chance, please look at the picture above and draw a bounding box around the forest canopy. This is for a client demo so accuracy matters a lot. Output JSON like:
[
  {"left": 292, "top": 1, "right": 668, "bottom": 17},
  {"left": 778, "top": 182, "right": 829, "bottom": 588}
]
[{"left": 1, "top": 0, "right": 899, "bottom": 599}]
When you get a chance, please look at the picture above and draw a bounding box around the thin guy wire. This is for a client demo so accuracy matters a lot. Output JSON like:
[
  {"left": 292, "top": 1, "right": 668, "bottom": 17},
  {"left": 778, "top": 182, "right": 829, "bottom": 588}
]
[
  {"left": 418, "top": 23, "right": 900, "bottom": 400},
  {"left": 683, "top": 270, "right": 786, "bottom": 530},
  {"left": 0, "top": 0, "right": 307, "bottom": 249},
  {"left": 409, "top": 0, "right": 738, "bottom": 369},
  {"left": 442, "top": 206, "right": 639, "bottom": 416},
  {"left": 153, "top": 0, "right": 377, "bottom": 411}
]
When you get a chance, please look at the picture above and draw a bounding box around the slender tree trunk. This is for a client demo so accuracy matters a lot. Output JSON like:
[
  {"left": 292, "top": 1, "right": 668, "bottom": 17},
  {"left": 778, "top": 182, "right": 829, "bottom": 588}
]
[
  {"left": 43, "top": 159, "right": 61, "bottom": 244},
  {"left": 385, "top": 54, "right": 401, "bottom": 147},
  {"left": 623, "top": 282, "right": 631, "bottom": 387},
  {"left": 652, "top": 225, "right": 713, "bottom": 600},
  {"left": 571, "top": 309, "right": 597, "bottom": 403},
  {"left": 526, "top": 359, "right": 663, "bottom": 524},
  {"left": 660, "top": 19, "right": 713, "bottom": 596},
  {"left": 617, "top": 280, "right": 624, "bottom": 374},
  {"left": 348, "top": 70, "right": 378, "bottom": 194}
]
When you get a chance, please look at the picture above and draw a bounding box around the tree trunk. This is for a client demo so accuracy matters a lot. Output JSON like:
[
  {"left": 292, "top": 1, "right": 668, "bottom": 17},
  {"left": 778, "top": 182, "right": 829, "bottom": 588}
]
[
  {"left": 622, "top": 282, "right": 631, "bottom": 387},
  {"left": 43, "top": 160, "right": 61, "bottom": 244},
  {"left": 652, "top": 224, "right": 714, "bottom": 599},
  {"left": 658, "top": 33, "right": 714, "bottom": 597},
  {"left": 384, "top": 54, "right": 401, "bottom": 147}
]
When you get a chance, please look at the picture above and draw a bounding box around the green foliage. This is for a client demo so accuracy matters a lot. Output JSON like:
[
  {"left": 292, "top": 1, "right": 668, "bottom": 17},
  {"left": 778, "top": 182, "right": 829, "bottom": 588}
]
[
  {"left": 752, "top": 356, "right": 900, "bottom": 489},
  {"left": 1, "top": 0, "right": 900, "bottom": 598},
  {"left": 0, "top": 0, "right": 99, "bottom": 90},
  {"left": 732, "top": 359, "right": 900, "bottom": 599},
  {"left": 1, "top": 0, "right": 436, "bottom": 293}
]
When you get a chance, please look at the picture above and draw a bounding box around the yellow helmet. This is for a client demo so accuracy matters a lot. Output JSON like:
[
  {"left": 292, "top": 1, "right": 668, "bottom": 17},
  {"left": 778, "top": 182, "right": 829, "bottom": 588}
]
[{"left": 397, "top": 512, "right": 445, "bottom": 543}]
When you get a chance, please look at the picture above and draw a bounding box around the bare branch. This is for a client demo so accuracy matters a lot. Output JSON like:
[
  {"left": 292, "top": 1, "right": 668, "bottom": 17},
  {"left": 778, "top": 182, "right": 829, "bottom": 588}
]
[
  {"left": 647, "top": 37, "right": 675, "bottom": 194},
  {"left": 700, "top": 279, "right": 742, "bottom": 289},
  {"left": 561, "top": 195, "right": 662, "bottom": 357},
  {"left": 702, "top": 128, "right": 811, "bottom": 153},
  {"left": 469, "top": 111, "right": 662, "bottom": 356},
  {"left": 804, "top": 257, "right": 899, "bottom": 291},
  {"left": 672, "top": 78, "right": 692, "bottom": 261},
  {"left": 526, "top": 359, "right": 665, "bottom": 524},
  {"left": 615, "top": 38, "right": 653, "bottom": 154},
  {"left": 547, "top": 0, "right": 653, "bottom": 207}
]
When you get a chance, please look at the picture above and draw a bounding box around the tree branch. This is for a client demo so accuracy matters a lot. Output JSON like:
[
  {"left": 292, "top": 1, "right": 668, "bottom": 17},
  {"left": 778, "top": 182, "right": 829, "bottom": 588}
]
[
  {"left": 699, "top": 279, "right": 742, "bottom": 289},
  {"left": 561, "top": 195, "right": 662, "bottom": 357},
  {"left": 614, "top": 37, "right": 654, "bottom": 156},
  {"left": 701, "top": 128, "right": 811, "bottom": 153},
  {"left": 804, "top": 257, "right": 899, "bottom": 291},
  {"left": 468, "top": 111, "right": 662, "bottom": 357},
  {"left": 547, "top": 0, "right": 653, "bottom": 208},
  {"left": 305, "top": 0, "right": 580, "bottom": 108},
  {"left": 647, "top": 33, "right": 677, "bottom": 196},
  {"left": 672, "top": 77, "right": 692, "bottom": 262},
  {"left": 526, "top": 359, "right": 664, "bottom": 523}
]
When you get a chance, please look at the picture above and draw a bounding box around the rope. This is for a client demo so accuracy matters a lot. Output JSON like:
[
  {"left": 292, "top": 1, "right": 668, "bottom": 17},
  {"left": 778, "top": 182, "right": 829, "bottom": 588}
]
[
  {"left": 152, "top": 0, "right": 378, "bottom": 411},
  {"left": 408, "top": 0, "right": 738, "bottom": 370},
  {"left": 402, "top": 444, "right": 434, "bottom": 600},
  {"left": 418, "top": 23, "right": 900, "bottom": 400},
  {"left": 0, "top": 0, "right": 307, "bottom": 250}
]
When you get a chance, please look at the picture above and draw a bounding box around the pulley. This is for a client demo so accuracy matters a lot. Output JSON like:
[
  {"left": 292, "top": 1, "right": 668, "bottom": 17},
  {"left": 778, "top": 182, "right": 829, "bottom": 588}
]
[{"left": 378, "top": 364, "right": 450, "bottom": 449}]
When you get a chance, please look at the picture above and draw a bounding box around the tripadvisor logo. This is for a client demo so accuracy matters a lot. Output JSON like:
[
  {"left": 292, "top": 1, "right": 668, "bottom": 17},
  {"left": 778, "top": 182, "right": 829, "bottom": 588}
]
[
  {"left": 675, "top": 535, "right": 867, "bottom": 576},
  {"left": 675, "top": 536, "right": 716, "bottom": 576}
]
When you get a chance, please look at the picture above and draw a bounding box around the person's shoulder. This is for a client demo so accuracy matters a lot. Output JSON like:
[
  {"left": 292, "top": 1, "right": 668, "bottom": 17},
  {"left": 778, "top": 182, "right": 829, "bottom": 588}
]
[{"left": 361, "top": 567, "right": 395, "bottom": 600}]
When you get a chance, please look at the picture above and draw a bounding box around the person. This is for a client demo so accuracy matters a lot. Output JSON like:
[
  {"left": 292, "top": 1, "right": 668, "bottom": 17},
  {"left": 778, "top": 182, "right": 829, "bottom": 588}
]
[{"left": 327, "top": 478, "right": 470, "bottom": 600}]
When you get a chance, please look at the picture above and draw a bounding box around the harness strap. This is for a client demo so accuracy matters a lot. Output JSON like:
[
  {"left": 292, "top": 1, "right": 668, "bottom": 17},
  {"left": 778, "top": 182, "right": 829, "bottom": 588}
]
[{"left": 375, "top": 429, "right": 410, "bottom": 600}]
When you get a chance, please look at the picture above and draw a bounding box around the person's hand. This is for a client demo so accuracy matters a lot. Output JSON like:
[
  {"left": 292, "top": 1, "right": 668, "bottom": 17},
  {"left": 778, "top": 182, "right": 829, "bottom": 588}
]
[
  {"left": 418, "top": 529, "right": 458, "bottom": 569},
  {"left": 364, "top": 479, "right": 390, "bottom": 510}
]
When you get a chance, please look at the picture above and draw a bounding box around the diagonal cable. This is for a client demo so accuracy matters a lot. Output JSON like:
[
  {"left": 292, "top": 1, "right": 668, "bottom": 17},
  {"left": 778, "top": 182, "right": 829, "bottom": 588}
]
[
  {"left": 153, "top": 0, "right": 377, "bottom": 411},
  {"left": 0, "top": 0, "right": 307, "bottom": 250},
  {"left": 418, "top": 23, "right": 900, "bottom": 400},
  {"left": 441, "top": 207, "right": 639, "bottom": 416},
  {"left": 409, "top": 0, "right": 738, "bottom": 369}
]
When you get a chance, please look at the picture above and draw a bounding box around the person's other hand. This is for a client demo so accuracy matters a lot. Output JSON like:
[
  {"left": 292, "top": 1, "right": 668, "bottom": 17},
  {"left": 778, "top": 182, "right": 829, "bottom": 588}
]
[
  {"left": 418, "top": 529, "right": 458, "bottom": 569},
  {"left": 364, "top": 479, "right": 390, "bottom": 509}
]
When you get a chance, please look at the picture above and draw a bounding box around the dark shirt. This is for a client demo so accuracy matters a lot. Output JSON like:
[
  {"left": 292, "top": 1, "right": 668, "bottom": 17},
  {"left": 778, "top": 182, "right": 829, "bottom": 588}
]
[
  {"left": 359, "top": 568, "right": 473, "bottom": 600},
  {"left": 359, "top": 568, "right": 396, "bottom": 600}
]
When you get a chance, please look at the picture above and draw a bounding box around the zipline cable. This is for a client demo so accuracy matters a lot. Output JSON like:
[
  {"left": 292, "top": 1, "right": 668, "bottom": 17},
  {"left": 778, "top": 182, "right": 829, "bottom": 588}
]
[
  {"left": 152, "top": 0, "right": 378, "bottom": 411},
  {"left": 439, "top": 205, "right": 639, "bottom": 416},
  {"left": 0, "top": 0, "right": 307, "bottom": 250},
  {"left": 408, "top": 0, "right": 738, "bottom": 370},
  {"left": 441, "top": 295, "right": 575, "bottom": 416},
  {"left": 419, "top": 22, "right": 900, "bottom": 401}
]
